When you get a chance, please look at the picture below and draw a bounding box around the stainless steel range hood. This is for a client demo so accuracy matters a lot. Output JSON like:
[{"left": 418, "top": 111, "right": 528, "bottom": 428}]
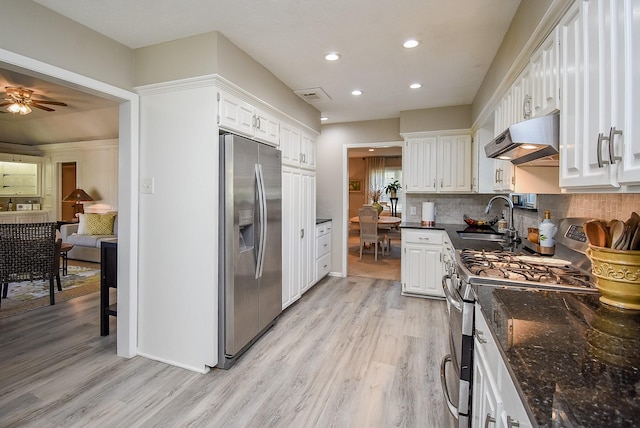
[{"left": 485, "top": 113, "right": 559, "bottom": 166}]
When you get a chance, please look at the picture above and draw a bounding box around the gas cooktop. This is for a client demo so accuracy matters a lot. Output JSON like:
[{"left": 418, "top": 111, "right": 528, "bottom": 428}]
[{"left": 456, "top": 248, "right": 598, "bottom": 293}]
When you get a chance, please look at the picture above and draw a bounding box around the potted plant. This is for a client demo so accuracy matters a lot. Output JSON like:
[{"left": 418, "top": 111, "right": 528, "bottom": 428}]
[
  {"left": 384, "top": 180, "right": 402, "bottom": 198},
  {"left": 369, "top": 186, "right": 384, "bottom": 214}
]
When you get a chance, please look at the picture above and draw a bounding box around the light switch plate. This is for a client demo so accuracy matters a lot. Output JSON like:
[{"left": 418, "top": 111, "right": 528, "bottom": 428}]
[{"left": 141, "top": 177, "right": 154, "bottom": 194}]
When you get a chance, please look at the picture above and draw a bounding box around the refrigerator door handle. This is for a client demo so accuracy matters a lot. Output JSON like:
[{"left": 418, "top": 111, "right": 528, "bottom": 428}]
[{"left": 255, "top": 163, "right": 267, "bottom": 279}]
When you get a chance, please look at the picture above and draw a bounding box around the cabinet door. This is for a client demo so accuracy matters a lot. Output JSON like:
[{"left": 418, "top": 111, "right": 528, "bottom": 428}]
[
  {"left": 301, "top": 133, "right": 317, "bottom": 170},
  {"left": 401, "top": 243, "right": 443, "bottom": 297},
  {"left": 530, "top": 27, "right": 560, "bottom": 118},
  {"left": 492, "top": 159, "right": 515, "bottom": 192},
  {"left": 617, "top": 0, "right": 640, "bottom": 185},
  {"left": 281, "top": 123, "right": 302, "bottom": 166},
  {"left": 218, "top": 91, "right": 254, "bottom": 137},
  {"left": 282, "top": 168, "right": 302, "bottom": 309},
  {"left": 559, "top": 1, "right": 618, "bottom": 189},
  {"left": 404, "top": 137, "right": 437, "bottom": 192},
  {"left": 301, "top": 172, "right": 316, "bottom": 292},
  {"left": 254, "top": 108, "right": 280, "bottom": 146},
  {"left": 472, "top": 348, "right": 502, "bottom": 428},
  {"left": 439, "top": 135, "right": 472, "bottom": 192}
]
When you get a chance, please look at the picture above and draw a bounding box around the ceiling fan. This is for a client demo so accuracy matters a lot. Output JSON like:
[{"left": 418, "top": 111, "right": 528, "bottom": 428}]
[{"left": 0, "top": 86, "right": 68, "bottom": 115}]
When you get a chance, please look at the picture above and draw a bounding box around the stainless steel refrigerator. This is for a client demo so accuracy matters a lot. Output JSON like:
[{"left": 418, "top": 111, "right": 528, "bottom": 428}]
[{"left": 218, "top": 133, "right": 282, "bottom": 369}]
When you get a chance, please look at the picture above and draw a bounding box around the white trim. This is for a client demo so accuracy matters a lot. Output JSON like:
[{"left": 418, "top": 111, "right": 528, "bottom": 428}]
[
  {"left": 135, "top": 74, "right": 320, "bottom": 137},
  {"left": 0, "top": 48, "right": 140, "bottom": 359}
]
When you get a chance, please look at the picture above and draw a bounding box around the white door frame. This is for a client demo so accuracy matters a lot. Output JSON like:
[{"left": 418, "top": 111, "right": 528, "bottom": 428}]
[
  {"left": 342, "top": 140, "right": 403, "bottom": 277},
  {"left": 0, "top": 48, "right": 139, "bottom": 358}
]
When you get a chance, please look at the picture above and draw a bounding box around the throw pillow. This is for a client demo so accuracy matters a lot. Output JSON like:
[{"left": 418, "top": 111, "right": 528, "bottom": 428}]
[
  {"left": 86, "top": 213, "right": 117, "bottom": 235},
  {"left": 77, "top": 213, "right": 88, "bottom": 234}
]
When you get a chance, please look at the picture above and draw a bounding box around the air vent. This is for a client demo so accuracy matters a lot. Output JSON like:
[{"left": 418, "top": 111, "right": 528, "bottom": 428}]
[{"left": 294, "top": 87, "right": 332, "bottom": 103}]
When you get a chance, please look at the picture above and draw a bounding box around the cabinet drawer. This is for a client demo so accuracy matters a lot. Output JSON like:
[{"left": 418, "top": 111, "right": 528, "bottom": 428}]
[
  {"left": 316, "top": 233, "right": 331, "bottom": 257},
  {"left": 316, "top": 252, "right": 331, "bottom": 279},
  {"left": 403, "top": 229, "right": 443, "bottom": 245},
  {"left": 316, "top": 222, "right": 332, "bottom": 237}
]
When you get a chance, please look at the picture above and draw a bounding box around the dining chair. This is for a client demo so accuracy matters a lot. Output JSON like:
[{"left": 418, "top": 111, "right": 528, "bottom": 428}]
[
  {"left": 358, "top": 206, "right": 388, "bottom": 260},
  {"left": 0, "top": 222, "right": 61, "bottom": 307}
]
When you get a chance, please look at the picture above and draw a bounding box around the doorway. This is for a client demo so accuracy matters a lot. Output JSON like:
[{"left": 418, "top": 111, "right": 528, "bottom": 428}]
[
  {"left": 60, "top": 162, "right": 77, "bottom": 221},
  {"left": 346, "top": 145, "right": 403, "bottom": 281}
]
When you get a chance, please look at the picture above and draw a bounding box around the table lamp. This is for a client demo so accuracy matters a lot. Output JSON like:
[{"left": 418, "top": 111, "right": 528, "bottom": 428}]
[{"left": 62, "top": 188, "right": 94, "bottom": 216}]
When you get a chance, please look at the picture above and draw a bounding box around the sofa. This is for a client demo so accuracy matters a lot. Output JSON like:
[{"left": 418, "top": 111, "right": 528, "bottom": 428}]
[{"left": 60, "top": 213, "right": 117, "bottom": 263}]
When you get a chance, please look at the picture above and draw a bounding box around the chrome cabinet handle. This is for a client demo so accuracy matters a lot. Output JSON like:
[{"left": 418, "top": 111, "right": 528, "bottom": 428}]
[
  {"left": 440, "top": 179, "right": 443, "bottom": 188},
  {"left": 597, "top": 132, "right": 607, "bottom": 167},
  {"left": 485, "top": 413, "right": 496, "bottom": 428},
  {"left": 523, "top": 95, "right": 532, "bottom": 119},
  {"left": 476, "top": 329, "right": 487, "bottom": 344},
  {"left": 608, "top": 127, "right": 623, "bottom": 164},
  {"left": 440, "top": 355, "right": 459, "bottom": 419},
  {"left": 433, "top": 179, "right": 436, "bottom": 188},
  {"left": 507, "top": 416, "right": 520, "bottom": 428}
]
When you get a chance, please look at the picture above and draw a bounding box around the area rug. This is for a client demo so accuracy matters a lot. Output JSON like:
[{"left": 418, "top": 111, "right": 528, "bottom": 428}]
[{"left": 0, "top": 266, "right": 101, "bottom": 320}]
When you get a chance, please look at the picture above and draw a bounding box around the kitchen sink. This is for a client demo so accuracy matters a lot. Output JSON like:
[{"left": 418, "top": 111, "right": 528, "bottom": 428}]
[{"left": 456, "top": 231, "right": 505, "bottom": 242}]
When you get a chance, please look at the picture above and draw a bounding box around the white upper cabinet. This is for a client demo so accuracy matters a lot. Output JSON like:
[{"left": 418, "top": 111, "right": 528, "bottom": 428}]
[
  {"left": 217, "top": 90, "right": 280, "bottom": 147},
  {"left": 559, "top": 0, "right": 640, "bottom": 189},
  {"left": 404, "top": 133, "right": 471, "bottom": 193},
  {"left": 529, "top": 27, "right": 560, "bottom": 118},
  {"left": 300, "top": 132, "right": 317, "bottom": 170},
  {"left": 281, "top": 123, "right": 302, "bottom": 166},
  {"left": 494, "top": 26, "right": 559, "bottom": 136}
]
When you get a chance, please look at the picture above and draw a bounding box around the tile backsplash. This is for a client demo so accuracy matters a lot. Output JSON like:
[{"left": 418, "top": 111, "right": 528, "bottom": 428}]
[{"left": 405, "top": 193, "right": 640, "bottom": 237}]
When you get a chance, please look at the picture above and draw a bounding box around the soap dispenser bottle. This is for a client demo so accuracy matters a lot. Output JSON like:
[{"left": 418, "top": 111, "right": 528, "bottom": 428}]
[{"left": 538, "top": 210, "right": 557, "bottom": 254}]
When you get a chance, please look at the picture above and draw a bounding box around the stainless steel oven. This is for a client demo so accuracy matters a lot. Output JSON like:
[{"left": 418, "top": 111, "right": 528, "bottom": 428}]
[
  {"left": 440, "top": 218, "right": 599, "bottom": 428},
  {"left": 441, "top": 265, "right": 475, "bottom": 427}
]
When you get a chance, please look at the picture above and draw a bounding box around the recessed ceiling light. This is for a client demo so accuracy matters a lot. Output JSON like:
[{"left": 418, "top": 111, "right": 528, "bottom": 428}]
[
  {"left": 320, "top": 116, "right": 328, "bottom": 121},
  {"left": 352, "top": 90, "right": 363, "bottom": 96},
  {"left": 403, "top": 39, "right": 419, "bottom": 48},
  {"left": 325, "top": 53, "right": 340, "bottom": 61},
  {"left": 410, "top": 83, "right": 422, "bottom": 89}
]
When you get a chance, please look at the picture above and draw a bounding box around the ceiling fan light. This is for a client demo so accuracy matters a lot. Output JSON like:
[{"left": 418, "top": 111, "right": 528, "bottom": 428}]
[
  {"left": 7, "top": 103, "right": 21, "bottom": 114},
  {"left": 20, "top": 104, "right": 32, "bottom": 115}
]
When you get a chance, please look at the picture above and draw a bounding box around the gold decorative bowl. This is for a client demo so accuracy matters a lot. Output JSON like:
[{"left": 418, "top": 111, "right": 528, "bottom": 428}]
[{"left": 586, "top": 245, "right": 640, "bottom": 311}]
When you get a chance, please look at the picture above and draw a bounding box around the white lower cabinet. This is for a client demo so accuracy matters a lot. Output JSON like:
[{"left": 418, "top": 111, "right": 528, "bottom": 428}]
[
  {"left": 315, "top": 221, "right": 332, "bottom": 282},
  {"left": 282, "top": 167, "right": 316, "bottom": 310},
  {"left": 473, "top": 304, "right": 532, "bottom": 428},
  {"left": 400, "top": 229, "right": 445, "bottom": 298},
  {"left": 0, "top": 211, "right": 49, "bottom": 223}
]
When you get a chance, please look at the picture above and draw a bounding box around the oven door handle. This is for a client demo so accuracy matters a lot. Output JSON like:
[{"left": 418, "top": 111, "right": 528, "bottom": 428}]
[
  {"left": 442, "top": 275, "right": 462, "bottom": 313},
  {"left": 440, "top": 354, "right": 459, "bottom": 419}
]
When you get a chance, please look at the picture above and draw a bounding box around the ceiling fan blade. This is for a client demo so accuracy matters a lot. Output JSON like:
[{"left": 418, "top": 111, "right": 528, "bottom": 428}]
[
  {"left": 31, "top": 104, "right": 55, "bottom": 112},
  {"left": 31, "top": 100, "right": 68, "bottom": 106},
  {"left": 0, "top": 102, "right": 11, "bottom": 107}
]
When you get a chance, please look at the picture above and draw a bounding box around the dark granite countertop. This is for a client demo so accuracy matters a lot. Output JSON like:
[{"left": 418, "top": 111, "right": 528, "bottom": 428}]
[
  {"left": 315, "top": 218, "right": 332, "bottom": 225},
  {"left": 474, "top": 280, "right": 640, "bottom": 427},
  {"left": 415, "top": 226, "right": 640, "bottom": 426}
]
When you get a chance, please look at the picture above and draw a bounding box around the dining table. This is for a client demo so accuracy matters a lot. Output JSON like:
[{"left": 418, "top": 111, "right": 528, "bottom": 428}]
[{"left": 350, "top": 216, "right": 402, "bottom": 229}]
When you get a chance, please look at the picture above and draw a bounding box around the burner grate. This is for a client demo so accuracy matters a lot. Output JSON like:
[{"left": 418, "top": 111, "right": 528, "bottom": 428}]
[{"left": 459, "top": 249, "right": 595, "bottom": 289}]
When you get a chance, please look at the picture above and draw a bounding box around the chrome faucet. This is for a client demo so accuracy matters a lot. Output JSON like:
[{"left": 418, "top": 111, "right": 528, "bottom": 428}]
[{"left": 485, "top": 195, "right": 515, "bottom": 238}]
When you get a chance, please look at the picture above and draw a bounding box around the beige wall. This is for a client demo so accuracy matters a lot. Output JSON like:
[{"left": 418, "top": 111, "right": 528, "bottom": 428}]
[
  {"left": 400, "top": 105, "right": 472, "bottom": 133},
  {"left": 0, "top": 0, "right": 134, "bottom": 90},
  {"left": 134, "top": 31, "right": 320, "bottom": 132},
  {"left": 317, "top": 118, "right": 401, "bottom": 275}
]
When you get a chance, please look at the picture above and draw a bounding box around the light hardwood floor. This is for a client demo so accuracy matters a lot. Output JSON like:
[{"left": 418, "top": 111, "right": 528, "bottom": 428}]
[{"left": 0, "top": 275, "right": 452, "bottom": 427}]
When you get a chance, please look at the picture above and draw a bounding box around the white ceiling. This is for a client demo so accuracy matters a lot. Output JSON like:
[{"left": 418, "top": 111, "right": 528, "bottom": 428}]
[{"left": 1, "top": 0, "right": 521, "bottom": 145}]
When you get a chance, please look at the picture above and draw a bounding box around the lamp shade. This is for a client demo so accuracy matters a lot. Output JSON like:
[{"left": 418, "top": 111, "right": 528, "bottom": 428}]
[{"left": 63, "top": 188, "right": 94, "bottom": 202}]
